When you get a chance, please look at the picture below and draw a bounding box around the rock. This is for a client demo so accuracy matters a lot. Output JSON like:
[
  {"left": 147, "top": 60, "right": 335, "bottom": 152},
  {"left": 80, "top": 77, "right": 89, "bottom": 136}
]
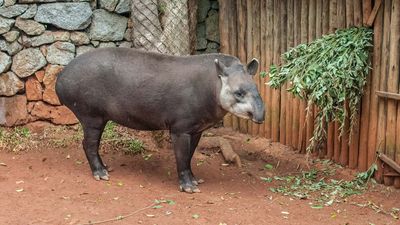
[
  {"left": 2, "top": 30, "right": 19, "bottom": 42},
  {"left": 42, "top": 64, "right": 63, "bottom": 105},
  {"left": 29, "top": 31, "right": 55, "bottom": 47},
  {"left": 25, "top": 76, "right": 42, "bottom": 100},
  {"left": 3, "top": 0, "right": 16, "bottom": 7},
  {"left": 15, "top": 18, "right": 45, "bottom": 35},
  {"left": 196, "top": 37, "right": 207, "bottom": 50},
  {"left": 19, "top": 4, "right": 37, "bottom": 19},
  {"left": 198, "top": 0, "right": 210, "bottom": 23},
  {"left": 26, "top": 121, "right": 51, "bottom": 134},
  {"left": 30, "top": 100, "right": 52, "bottom": 119},
  {"left": 91, "top": 40, "right": 99, "bottom": 47},
  {"left": 99, "top": 0, "right": 118, "bottom": 12},
  {"left": 0, "top": 95, "right": 28, "bottom": 126},
  {"left": 0, "top": 39, "right": 6, "bottom": 50},
  {"left": 211, "top": 1, "right": 219, "bottom": 9},
  {"left": 0, "top": 51, "right": 11, "bottom": 73},
  {"left": 51, "top": 105, "right": 78, "bottom": 125},
  {"left": 34, "top": 70, "right": 44, "bottom": 82},
  {"left": 11, "top": 48, "right": 47, "bottom": 78},
  {"left": 0, "top": 72, "right": 24, "bottom": 96},
  {"left": 70, "top": 31, "right": 89, "bottom": 45},
  {"left": 76, "top": 45, "right": 94, "bottom": 56},
  {"left": 6, "top": 40, "right": 22, "bottom": 55},
  {"left": 118, "top": 41, "right": 132, "bottom": 48},
  {"left": 0, "top": 17, "right": 14, "bottom": 34},
  {"left": 30, "top": 101, "right": 78, "bottom": 125},
  {"left": 89, "top": 9, "right": 128, "bottom": 41},
  {"left": 207, "top": 41, "right": 219, "bottom": 49},
  {"left": 115, "top": 0, "right": 131, "bottom": 14},
  {"left": 52, "top": 31, "right": 70, "bottom": 41},
  {"left": 46, "top": 42, "right": 75, "bottom": 65},
  {"left": 205, "top": 10, "right": 219, "bottom": 42},
  {"left": 98, "top": 42, "right": 116, "bottom": 48},
  {"left": 0, "top": 4, "right": 28, "bottom": 18},
  {"left": 34, "top": 2, "right": 92, "bottom": 30},
  {"left": 39, "top": 45, "right": 47, "bottom": 56},
  {"left": 205, "top": 47, "right": 218, "bottom": 53},
  {"left": 197, "top": 22, "right": 206, "bottom": 39},
  {"left": 123, "top": 28, "right": 132, "bottom": 41},
  {"left": 0, "top": 0, "right": 3, "bottom": 7}
]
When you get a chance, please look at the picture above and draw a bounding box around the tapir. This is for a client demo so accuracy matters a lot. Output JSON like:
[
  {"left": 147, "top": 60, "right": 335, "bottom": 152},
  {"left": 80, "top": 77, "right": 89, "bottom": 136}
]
[{"left": 55, "top": 48, "right": 265, "bottom": 193}]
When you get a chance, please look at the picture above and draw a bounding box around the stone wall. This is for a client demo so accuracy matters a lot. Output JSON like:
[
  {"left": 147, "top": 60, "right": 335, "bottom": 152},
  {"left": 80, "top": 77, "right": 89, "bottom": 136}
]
[
  {"left": 0, "top": 0, "right": 220, "bottom": 127},
  {"left": 0, "top": 0, "right": 133, "bottom": 126},
  {"left": 196, "top": 0, "right": 219, "bottom": 54}
]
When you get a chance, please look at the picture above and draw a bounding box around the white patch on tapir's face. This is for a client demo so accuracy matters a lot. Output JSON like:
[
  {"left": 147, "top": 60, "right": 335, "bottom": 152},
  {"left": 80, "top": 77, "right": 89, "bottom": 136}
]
[{"left": 219, "top": 76, "right": 253, "bottom": 120}]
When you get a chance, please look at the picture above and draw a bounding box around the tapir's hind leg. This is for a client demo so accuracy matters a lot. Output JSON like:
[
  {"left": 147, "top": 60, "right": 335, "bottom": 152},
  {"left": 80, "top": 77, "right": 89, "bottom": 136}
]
[
  {"left": 80, "top": 116, "right": 108, "bottom": 181},
  {"left": 172, "top": 133, "right": 202, "bottom": 193}
]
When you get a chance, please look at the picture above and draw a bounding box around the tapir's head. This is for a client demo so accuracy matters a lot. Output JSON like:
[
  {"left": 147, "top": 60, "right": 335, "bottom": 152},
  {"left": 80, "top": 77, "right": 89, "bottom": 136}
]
[{"left": 215, "top": 58, "right": 265, "bottom": 124}]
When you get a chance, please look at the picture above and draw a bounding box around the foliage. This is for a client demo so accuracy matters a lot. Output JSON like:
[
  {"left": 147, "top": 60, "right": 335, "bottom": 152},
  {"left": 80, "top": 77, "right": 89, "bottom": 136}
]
[
  {"left": 0, "top": 127, "right": 32, "bottom": 152},
  {"left": 268, "top": 163, "right": 377, "bottom": 207},
  {"left": 266, "top": 27, "right": 373, "bottom": 152},
  {"left": 102, "top": 121, "right": 145, "bottom": 155}
]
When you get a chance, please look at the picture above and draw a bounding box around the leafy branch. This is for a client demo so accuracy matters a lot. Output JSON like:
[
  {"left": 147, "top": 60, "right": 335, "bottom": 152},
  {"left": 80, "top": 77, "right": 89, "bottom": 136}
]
[{"left": 265, "top": 27, "right": 373, "bottom": 152}]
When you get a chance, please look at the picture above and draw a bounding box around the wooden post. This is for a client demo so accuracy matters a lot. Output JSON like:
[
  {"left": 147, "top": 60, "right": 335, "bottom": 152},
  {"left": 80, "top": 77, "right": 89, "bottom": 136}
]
[
  {"left": 362, "top": 0, "right": 372, "bottom": 25},
  {"left": 245, "top": 0, "right": 254, "bottom": 134},
  {"left": 259, "top": 0, "right": 267, "bottom": 138},
  {"left": 271, "top": 0, "right": 281, "bottom": 142},
  {"left": 385, "top": 0, "right": 400, "bottom": 187},
  {"left": 237, "top": 0, "right": 247, "bottom": 133},
  {"left": 376, "top": 0, "right": 392, "bottom": 183},
  {"left": 279, "top": 0, "right": 288, "bottom": 145},
  {"left": 252, "top": 0, "right": 261, "bottom": 136},
  {"left": 292, "top": 0, "right": 302, "bottom": 150},
  {"left": 264, "top": 0, "right": 274, "bottom": 139},
  {"left": 285, "top": 0, "right": 294, "bottom": 147}
]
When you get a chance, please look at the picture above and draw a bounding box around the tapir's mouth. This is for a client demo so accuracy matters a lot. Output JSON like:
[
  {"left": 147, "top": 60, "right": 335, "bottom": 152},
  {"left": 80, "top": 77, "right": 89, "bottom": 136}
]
[{"left": 252, "top": 118, "right": 264, "bottom": 124}]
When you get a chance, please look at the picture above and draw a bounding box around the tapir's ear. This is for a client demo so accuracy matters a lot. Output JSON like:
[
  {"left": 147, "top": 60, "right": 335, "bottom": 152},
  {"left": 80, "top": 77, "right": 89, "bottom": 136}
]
[
  {"left": 246, "top": 58, "right": 259, "bottom": 76},
  {"left": 215, "top": 59, "right": 227, "bottom": 77}
]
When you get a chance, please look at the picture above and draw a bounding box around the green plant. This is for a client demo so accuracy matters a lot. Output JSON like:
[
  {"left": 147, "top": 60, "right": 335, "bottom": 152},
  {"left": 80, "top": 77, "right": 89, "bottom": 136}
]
[
  {"left": 124, "top": 139, "right": 145, "bottom": 155},
  {"left": 265, "top": 27, "right": 373, "bottom": 152}
]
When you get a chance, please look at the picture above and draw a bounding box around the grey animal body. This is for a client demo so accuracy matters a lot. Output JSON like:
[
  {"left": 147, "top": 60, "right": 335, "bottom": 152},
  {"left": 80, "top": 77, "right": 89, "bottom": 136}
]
[{"left": 56, "top": 48, "right": 265, "bottom": 193}]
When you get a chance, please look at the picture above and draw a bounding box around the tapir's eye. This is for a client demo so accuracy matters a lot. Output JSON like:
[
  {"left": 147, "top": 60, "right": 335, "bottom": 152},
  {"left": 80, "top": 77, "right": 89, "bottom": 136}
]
[{"left": 234, "top": 90, "right": 245, "bottom": 99}]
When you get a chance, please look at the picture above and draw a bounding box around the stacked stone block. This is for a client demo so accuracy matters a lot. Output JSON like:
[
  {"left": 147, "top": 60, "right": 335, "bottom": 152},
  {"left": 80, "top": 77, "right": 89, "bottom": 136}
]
[{"left": 0, "top": 0, "right": 133, "bottom": 126}]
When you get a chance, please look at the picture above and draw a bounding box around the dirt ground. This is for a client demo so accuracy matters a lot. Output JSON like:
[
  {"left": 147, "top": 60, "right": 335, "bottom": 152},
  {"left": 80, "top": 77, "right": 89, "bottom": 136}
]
[{"left": 0, "top": 125, "right": 399, "bottom": 225}]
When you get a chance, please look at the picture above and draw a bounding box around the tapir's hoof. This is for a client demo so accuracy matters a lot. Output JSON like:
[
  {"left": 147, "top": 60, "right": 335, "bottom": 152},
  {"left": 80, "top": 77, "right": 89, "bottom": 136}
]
[
  {"left": 191, "top": 178, "right": 204, "bottom": 186},
  {"left": 93, "top": 169, "right": 109, "bottom": 181},
  {"left": 179, "top": 184, "right": 201, "bottom": 193}
]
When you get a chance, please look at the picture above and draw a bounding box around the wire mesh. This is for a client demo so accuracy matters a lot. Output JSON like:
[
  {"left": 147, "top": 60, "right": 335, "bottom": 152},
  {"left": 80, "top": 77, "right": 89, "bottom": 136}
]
[{"left": 131, "top": 0, "right": 190, "bottom": 55}]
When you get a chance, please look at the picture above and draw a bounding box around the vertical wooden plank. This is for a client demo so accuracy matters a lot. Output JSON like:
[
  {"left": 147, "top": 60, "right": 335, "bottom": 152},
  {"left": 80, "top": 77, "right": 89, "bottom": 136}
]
[
  {"left": 271, "top": 0, "right": 281, "bottom": 142},
  {"left": 338, "top": 0, "right": 349, "bottom": 166},
  {"left": 251, "top": 0, "right": 261, "bottom": 136},
  {"left": 292, "top": 0, "right": 302, "bottom": 150},
  {"left": 385, "top": 0, "right": 399, "bottom": 186},
  {"left": 376, "top": 0, "right": 391, "bottom": 183},
  {"left": 349, "top": 0, "right": 363, "bottom": 169},
  {"left": 219, "top": 1, "right": 230, "bottom": 127},
  {"left": 306, "top": 0, "right": 316, "bottom": 153},
  {"left": 362, "top": 0, "right": 372, "bottom": 25},
  {"left": 285, "top": 0, "right": 294, "bottom": 147},
  {"left": 298, "top": 0, "right": 309, "bottom": 153},
  {"left": 232, "top": 0, "right": 242, "bottom": 131},
  {"left": 259, "top": 0, "right": 267, "bottom": 137},
  {"left": 279, "top": 0, "right": 288, "bottom": 145},
  {"left": 245, "top": 0, "right": 253, "bottom": 134},
  {"left": 327, "top": 0, "right": 337, "bottom": 159},
  {"left": 237, "top": 0, "right": 247, "bottom": 133},
  {"left": 366, "top": 2, "right": 382, "bottom": 170},
  {"left": 265, "top": 0, "right": 274, "bottom": 139},
  {"left": 390, "top": 0, "right": 400, "bottom": 189},
  {"left": 315, "top": 0, "right": 324, "bottom": 157}
]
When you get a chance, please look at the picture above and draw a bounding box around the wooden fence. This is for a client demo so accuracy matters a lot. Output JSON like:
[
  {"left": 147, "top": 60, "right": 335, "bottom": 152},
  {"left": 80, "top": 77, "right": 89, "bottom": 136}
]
[{"left": 218, "top": 0, "right": 400, "bottom": 188}]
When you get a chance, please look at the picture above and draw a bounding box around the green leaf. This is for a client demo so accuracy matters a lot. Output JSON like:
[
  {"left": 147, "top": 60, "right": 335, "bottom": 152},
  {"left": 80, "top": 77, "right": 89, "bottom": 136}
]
[
  {"left": 264, "top": 164, "right": 274, "bottom": 170},
  {"left": 192, "top": 214, "right": 200, "bottom": 219},
  {"left": 311, "top": 205, "right": 324, "bottom": 209},
  {"left": 260, "top": 177, "right": 273, "bottom": 182}
]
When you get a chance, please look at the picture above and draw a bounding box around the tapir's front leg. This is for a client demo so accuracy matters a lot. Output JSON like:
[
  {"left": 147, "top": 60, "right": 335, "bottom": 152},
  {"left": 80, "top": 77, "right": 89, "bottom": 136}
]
[{"left": 171, "top": 133, "right": 202, "bottom": 193}]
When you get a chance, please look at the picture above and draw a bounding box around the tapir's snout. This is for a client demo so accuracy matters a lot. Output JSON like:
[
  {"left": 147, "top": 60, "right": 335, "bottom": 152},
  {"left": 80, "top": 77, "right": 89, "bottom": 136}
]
[{"left": 251, "top": 96, "right": 265, "bottom": 124}]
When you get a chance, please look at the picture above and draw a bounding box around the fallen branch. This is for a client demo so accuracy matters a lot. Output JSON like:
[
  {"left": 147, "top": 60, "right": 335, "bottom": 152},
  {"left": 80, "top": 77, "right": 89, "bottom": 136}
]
[{"left": 78, "top": 203, "right": 157, "bottom": 225}]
